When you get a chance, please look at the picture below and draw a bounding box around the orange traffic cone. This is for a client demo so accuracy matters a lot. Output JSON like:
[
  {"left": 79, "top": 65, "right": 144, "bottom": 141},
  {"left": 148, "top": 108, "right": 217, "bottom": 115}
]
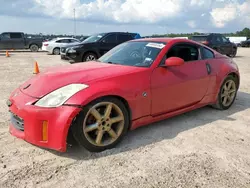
[
  {"left": 6, "top": 51, "right": 10, "bottom": 57},
  {"left": 33, "top": 62, "right": 40, "bottom": 74}
]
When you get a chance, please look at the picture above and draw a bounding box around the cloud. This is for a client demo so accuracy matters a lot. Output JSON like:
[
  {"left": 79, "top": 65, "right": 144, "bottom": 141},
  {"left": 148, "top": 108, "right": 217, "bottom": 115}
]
[
  {"left": 210, "top": 4, "right": 238, "bottom": 28},
  {"left": 186, "top": 20, "right": 196, "bottom": 28},
  {"left": 0, "top": 0, "right": 249, "bottom": 34},
  {"left": 32, "top": 0, "right": 184, "bottom": 24},
  {"left": 210, "top": 0, "right": 250, "bottom": 28}
]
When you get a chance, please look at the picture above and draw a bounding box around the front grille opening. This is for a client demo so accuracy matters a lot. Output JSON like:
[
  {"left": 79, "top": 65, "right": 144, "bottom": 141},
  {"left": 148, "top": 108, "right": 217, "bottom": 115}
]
[{"left": 10, "top": 112, "right": 24, "bottom": 131}]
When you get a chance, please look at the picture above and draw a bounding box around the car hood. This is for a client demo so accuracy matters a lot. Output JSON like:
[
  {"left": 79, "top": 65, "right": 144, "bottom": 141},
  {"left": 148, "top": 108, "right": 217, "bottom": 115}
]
[
  {"left": 19, "top": 62, "right": 144, "bottom": 98},
  {"left": 61, "top": 42, "right": 95, "bottom": 49}
]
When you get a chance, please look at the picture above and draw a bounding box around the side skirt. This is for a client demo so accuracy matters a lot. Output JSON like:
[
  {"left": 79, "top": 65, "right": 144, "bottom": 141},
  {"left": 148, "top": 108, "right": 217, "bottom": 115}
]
[{"left": 130, "top": 93, "right": 217, "bottom": 130}]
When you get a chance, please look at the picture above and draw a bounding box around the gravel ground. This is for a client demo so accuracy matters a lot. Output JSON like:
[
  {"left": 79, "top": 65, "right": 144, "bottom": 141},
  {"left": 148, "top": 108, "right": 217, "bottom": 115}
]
[{"left": 0, "top": 49, "right": 250, "bottom": 188}]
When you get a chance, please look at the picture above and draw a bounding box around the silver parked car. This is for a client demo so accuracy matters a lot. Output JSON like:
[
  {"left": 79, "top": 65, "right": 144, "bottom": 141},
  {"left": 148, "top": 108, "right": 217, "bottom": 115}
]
[{"left": 42, "top": 37, "right": 81, "bottom": 55}]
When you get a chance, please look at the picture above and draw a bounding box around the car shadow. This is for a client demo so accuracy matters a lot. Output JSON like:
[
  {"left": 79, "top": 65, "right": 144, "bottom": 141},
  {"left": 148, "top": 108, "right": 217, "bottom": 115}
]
[
  {"left": 233, "top": 56, "right": 244, "bottom": 58},
  {"left": 50, "top": 91, "right": 250, "bottom": 160},
  {"left": 0, "top": 50, "right": 45, "bottom": 53}
]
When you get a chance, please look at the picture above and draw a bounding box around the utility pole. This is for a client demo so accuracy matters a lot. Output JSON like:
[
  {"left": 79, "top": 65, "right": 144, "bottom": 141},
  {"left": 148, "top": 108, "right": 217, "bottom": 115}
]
[{"left": 73, "top": 8, "right": 76, "bottom": 37}]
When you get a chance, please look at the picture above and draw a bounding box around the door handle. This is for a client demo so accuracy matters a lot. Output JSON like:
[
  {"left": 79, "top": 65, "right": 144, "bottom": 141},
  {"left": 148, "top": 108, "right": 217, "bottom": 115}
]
[{"left": 206, "top": 63, "right": 211, "bottom": 75}]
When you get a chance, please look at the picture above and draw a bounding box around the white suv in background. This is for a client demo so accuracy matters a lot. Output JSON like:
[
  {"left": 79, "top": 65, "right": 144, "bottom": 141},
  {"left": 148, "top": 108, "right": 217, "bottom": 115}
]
[{"left": 42, "top": 37, "right": 81, "bottom": 55}]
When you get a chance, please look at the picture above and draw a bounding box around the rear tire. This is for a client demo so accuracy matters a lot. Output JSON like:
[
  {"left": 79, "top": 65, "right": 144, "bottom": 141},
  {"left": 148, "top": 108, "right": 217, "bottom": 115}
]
[
  {"left": 30, "top": 44, "right": 39, "bottom": 52},
  {"left": 71, "top": 97, "right": 129, "bottom": 152},
  {"left": 212, "top": 75, "right": 238, "bottom": 110},
  {"left": 228, "top": 48, "right": 237, "bottom": 58},
  {"left": 53, "top": 48, "right": 60, "bottom": 55}
]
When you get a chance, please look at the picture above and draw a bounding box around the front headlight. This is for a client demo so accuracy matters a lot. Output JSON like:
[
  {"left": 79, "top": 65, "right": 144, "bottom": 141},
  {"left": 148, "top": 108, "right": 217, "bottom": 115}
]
[
  {"left": 68, "top": 48, "right": 76, "bottom": 53},
  {"left": 34, "top": 84, "right": 89, "bottom": 108},
  {"left": 68, "top": 45, "right": 83, "bottom": 53}
]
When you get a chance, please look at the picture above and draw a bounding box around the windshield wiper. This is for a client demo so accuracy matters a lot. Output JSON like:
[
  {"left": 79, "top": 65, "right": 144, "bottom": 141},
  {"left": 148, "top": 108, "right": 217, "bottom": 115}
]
[{"left": 107, "top": 61, "right": 119, "bottom": 64}]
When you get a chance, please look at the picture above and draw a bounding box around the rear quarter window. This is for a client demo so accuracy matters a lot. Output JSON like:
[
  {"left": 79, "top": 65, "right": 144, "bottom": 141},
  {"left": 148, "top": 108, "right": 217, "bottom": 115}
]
[
  {"left": 117, "top": 34, "right": 133, "bottom": 43},
  {"left": 202, "top": 47, "right": 214, "bottom": 59}
]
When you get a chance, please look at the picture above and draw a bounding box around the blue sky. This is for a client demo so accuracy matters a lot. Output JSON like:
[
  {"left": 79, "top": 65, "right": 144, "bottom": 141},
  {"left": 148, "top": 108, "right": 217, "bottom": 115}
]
[{"left": 0, "top": 0, "right": 249, "bottom": 36}]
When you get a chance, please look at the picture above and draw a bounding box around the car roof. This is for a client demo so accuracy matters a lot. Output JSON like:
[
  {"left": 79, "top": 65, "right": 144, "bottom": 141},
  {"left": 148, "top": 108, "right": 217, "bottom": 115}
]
[
  {"left": 191, "top": 35, "right": 209, "bottom": 37},
  {"left": 100, "top": 32, "right": 138, "bottom": 35},
  {"left": 2, "top": 32, "right": 23, "bottom": 34},
  {"left": 131, "top": 37, "right": 201, "bottom": 45},
  {"left": 55, "top": 37, "right": 78, "bottom": 40},
  {"left": 191, "top": 33, "right": 223, "bottom": 37}
]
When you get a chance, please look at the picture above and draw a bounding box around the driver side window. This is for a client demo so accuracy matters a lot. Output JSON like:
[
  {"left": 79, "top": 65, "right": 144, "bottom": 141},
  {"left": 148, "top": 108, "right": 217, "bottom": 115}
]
[
  {"left": 102, "top": 34, "right": 117, "bottom": 43},
  {"left": 222, "top": 36, "right": 229, "bottom": 43},
  {"left": 164, "top": 43, "right": 200, "bottom": 63}
]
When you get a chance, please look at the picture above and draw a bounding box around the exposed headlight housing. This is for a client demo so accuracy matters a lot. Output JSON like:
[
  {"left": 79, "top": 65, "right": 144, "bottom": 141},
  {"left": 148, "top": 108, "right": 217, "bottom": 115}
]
[
  {"left": 34, "top": 84, "right": 88, "bottom": 108},
  {"left": 68, "top": 48, "right": 76, "bottom": 53}
]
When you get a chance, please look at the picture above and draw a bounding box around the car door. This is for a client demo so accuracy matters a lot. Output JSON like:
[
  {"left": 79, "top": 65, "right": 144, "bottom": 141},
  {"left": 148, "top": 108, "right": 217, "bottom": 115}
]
[
  {"left": 212, "top": 35, "right": 231, "bottom": 55},
  {"left": 220, "top": 35, "right": 233, "bottom": 55},
  {"left": 55, "top": 39, "right": 71, "bottom": 48},
  {"left": 117, "top": 33, "right": 134, "bottom": 44},
  {"left": 68, "top": 39, "right": 80, "bottom": 45},
  {"left": 9, "top": 33, "right": 25, "bottom": 49},
  {"left": 0, "top": 33, "right": 12, "bottom": 49},
  {"left": 151, "top": 42, "right": 211, "bottom": 116},
  {"left": 98, "top": 33, "right": 118, "bottom": 56}
]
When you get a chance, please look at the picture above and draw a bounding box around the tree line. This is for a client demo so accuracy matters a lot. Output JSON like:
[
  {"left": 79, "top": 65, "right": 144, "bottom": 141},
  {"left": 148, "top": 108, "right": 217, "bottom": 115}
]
[
  {"left": 24, "top": 27, "right": 250, "bottom": 40},
  {"left": 148, "top": 28, "right": 250, "bottom": 39}
]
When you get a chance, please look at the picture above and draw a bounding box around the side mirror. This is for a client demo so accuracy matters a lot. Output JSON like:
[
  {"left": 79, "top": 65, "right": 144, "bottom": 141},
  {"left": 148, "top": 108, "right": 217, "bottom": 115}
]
[{"left": 164, "top": 57, "right": 184, "bottom": 67}]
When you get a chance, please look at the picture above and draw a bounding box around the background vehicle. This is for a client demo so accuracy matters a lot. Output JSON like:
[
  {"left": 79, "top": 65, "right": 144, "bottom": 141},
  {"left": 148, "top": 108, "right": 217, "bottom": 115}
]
[
  {"left": 190, "top": 33, "right": 237, "bottom": 57},
  {"left": 0, "top": 32, "right": 43, "bottom": 52},
  {"left": 227, "top": 36, "right": 247, "bottom": 47},
  {"left": 240, "top": 39, "right": 250, "bottom": 47},
  {"left": 60, "top": 36, "right": 91, "bottom": 60},
  {"left": 64, "top": 32, "right": 141, "bottom": 63},
  {"left": 7, "top": 38, "right": 240, "bottom": 153},
  {"left": 42, "top": 37, "right": 81, "bottom": 55}
]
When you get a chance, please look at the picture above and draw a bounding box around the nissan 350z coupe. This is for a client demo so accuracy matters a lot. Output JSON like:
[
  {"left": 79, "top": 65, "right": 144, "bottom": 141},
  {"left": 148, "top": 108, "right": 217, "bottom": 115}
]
[{"left": 7, "top": 38, "right": 240, "bottom": 152}]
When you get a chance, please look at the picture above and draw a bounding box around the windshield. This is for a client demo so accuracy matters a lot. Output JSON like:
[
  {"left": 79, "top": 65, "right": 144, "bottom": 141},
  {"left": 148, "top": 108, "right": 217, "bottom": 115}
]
[
  {"left": 98, "top": 41, "right": 166, "bottom": 67},
  {"left": 81, "top": 33, "right": 105, "bottom": 43}
]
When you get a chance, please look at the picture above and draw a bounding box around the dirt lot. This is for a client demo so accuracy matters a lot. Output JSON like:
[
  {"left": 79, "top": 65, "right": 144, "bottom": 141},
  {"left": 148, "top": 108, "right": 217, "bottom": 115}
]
[{"left": 0, "top": 49, "right": 250, "bottom": 188}]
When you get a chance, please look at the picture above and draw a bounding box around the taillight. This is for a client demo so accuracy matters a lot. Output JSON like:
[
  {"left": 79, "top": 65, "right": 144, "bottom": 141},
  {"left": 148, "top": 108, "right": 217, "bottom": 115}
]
[
  {"left": 43, "top": 43, "right": 49, "bottom": 46},
  {"left": 201, "top": 41, "right": 209, "bottom": 45}
]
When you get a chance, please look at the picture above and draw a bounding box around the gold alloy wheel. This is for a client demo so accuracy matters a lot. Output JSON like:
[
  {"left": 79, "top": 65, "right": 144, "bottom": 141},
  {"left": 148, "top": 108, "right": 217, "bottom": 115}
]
[
  {"left": 83, "top": 102, "right": 125, "bottom": 147},
  {"left": 221, "top": 79, "right": 237, "bottom": 107}
]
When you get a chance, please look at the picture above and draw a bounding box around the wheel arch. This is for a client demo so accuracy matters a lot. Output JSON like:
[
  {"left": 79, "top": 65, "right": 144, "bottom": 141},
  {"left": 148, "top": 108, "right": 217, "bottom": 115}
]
[
  {"left": 227, "top": 72, "right": 240, "bottom": 89},
  {"left": 65, "top": 94, "right": 132, "bottom": 147},
  {"left": 53, "top": 46, "right": 60, "bottom": 51},
  {"left": 29, "top": 43, "right": 39, "bottom": 48},
  {"left": 82, "top": 95, "right": 132, "bottom": 126},
  {"left": 217, "top": 71, "right": 240, "bottom": 95}
]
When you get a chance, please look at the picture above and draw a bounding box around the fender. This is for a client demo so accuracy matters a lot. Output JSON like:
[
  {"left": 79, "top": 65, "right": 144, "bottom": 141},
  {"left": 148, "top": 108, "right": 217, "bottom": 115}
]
[
  {"left": 215, "top": 62, "right": 240, "bottom": 98},
  {"left": 82, "top": 48, "right": 101, "bottom": 59},
  {"left": 65, "top": 79, "right": 152, "bottom": 121}
]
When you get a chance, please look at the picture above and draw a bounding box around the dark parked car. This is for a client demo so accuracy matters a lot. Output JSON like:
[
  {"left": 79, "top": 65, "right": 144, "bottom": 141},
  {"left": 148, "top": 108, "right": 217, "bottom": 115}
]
[
  {"left": 190, "top": 33, "right": 237, "bottom": 57},
  {"left": 60, "top": 36, "right": 92, "bottom": 60},
  {"left": 0, "top": 32, "right": 44, "bottom": 52},
  {"left": 240, "top": 39, "right": 250, "bottom": 47},
  {"left": 62, "top": 32, "right": 141, "bottom": 63}
]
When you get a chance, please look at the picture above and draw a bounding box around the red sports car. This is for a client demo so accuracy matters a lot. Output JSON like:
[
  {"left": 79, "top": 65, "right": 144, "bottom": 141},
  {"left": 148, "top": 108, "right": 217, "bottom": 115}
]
[{"left": 7, "top": 38, "right": 240, "bottom": 152}]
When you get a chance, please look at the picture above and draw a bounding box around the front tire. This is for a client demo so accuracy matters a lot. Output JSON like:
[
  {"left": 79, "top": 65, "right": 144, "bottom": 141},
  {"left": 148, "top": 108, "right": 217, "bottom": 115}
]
[
  {"left": 82, "top": 52, "right": 97, "bottom": 62},
  {"left": 71, "top": 97, "right": 129, "bottom": 152},
  {"left": 212, "top": 75, "right": 238, "bottom": 110}
]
